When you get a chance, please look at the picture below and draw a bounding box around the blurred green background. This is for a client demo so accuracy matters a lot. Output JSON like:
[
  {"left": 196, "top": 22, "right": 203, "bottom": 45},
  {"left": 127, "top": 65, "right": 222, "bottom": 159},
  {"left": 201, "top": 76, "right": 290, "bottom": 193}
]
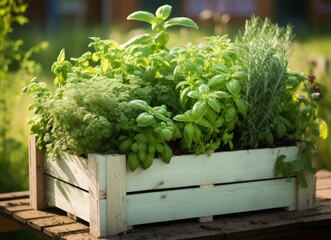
[{"left": 1, "top": 0, "right": 331, "bottom": 239}]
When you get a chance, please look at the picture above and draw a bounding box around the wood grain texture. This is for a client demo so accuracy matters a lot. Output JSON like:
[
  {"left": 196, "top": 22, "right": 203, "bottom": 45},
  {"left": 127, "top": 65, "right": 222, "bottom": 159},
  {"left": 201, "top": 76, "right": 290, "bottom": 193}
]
[
  {"left": 28, "top": 215, "right": 75, "bottom": 231},
  {"left": 45, "top": 176, "right": 89, "bottom": 222},
  {"left": 44, "top": 152, "right": 89, "bottom": 190},
  {"left": 126, "top": 178, "right": 297, "bottom": 225},
  {"left": 126, "top": 147, "right": 299, "bottom": 192},
  {"left": 0, "top": 191, "right": 29, "bottom": 201},
  {"left": 297, "top": 163, "right": 317, "bottom": 210},
  {"left": 13, "top": 209, "right": 55, "bottom": 223},
  {"left": 88, "top": 154, "right": 107, "bottom": 237},
  {"left": 43, "top": 222, "right": 89, "bottom": 237},
  {"left": 106, "top": 154, "right": 127, "bottom": 235},
  {"left": 29, "top": 135, "right": 46, "bottom": 210}
]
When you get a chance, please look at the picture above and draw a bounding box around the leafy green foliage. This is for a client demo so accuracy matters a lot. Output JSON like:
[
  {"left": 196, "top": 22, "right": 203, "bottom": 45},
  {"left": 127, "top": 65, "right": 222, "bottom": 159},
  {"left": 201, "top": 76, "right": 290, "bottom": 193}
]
[
  {"left": 172, "top": 36, "right": 247, "bottom": 154},
  {"left": 127, "top": 4, "right": 198, "bottom": 49},
  {"left": 24, "top": 6, "right": 327, "bottom": 176},
  {"left": 235, "top": 17, "right": 294, "bottom": 148}
]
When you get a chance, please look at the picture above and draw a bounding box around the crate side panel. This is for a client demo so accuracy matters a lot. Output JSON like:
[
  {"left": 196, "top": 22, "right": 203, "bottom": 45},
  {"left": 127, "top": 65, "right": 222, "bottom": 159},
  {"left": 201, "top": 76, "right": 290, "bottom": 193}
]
[
  {"left": 126, "top": 178, "right": 297, "bottom": 225},
  {"left": 88, "top": 154, "right": 107, "bottom": 237},
  {"left": 44, "top": 153, "right": 89, "bottom": 191},
  {"left": 126, "top": 147, "right": 298, "bottom": 192},
  {"left": 46, "top": 176, "right": 89, "bottom": 222}
]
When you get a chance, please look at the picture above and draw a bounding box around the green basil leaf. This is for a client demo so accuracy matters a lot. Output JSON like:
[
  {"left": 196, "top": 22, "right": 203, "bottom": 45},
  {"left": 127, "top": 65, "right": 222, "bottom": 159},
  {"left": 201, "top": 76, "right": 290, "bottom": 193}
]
[
  {"left": 183, "top": 60, "right": 197, "bottom": 71},
  {"left": 225, "top": 106, "right": 237, "bottom": 122},
  {"left": 127, "top": 11, "right": 157, "bottom": 24},
  {"left": 226, "top": 79, "right": 241, "bottom": 97},
  {"left": 156, "top": 5, "right": 172, "bottom": 20},
  {"left": 196, "top": 117, "right": 213, "bottom": 129},
  {"left": 120, "top": 34, "right": 152, "bottom": 48},
  {"left": 184, "top": 123, "right": 195, "bottom": 148},
  {"left": 128, "top": 100, "right": 151, "bottom": 111},
  {"left": 198, "top": 84, "right": 210, "bottom": 94},
  {"left": 214, "top": 117, "right": 224, "bottom": 128},
  {"left": 192, "top": 101, "right": 207, "bottom": 120},
  {"left": 180, "top": 87, "right": 190, "bottom": 109},
  {"left": 213, "top": 91, "right": 231, "bottom": 99},
  {"left": 208, "top": 74, "right": 226, "bottom": 89},
  {"left": 234, "top": 98, "right": 247, "bottom": 117},
  {"left": 174, "top": 113, "right": 190, "bottom": 122},
  {"left": 165, "top": 17, "right": 199, "bottom": 29},
  {"left": 207, "top": 98, "right": 220, "bottom": 113},
  {"left": 213, "top": 63, "right": 229, "bottom": 73},
  {"left": 187, "top": 90, "right": 201, "bottom": 99}
]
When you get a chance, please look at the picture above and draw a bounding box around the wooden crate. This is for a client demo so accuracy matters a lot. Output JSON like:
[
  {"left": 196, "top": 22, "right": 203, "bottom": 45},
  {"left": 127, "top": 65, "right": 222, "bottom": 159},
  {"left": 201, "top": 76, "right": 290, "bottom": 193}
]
[{"left": 28, "top": 136, "right": 316, "bottom": 237}]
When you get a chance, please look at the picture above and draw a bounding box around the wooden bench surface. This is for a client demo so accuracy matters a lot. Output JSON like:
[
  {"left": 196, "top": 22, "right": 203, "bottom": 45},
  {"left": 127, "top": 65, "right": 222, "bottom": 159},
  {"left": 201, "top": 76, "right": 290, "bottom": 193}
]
[{"left": 1, "top": 170, "right": 331, "bottom": 240}]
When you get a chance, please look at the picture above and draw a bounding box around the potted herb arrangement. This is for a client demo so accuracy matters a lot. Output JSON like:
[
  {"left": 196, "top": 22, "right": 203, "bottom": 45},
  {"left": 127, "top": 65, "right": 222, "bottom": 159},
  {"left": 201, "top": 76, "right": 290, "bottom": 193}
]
[{"left": 24, "top": 5, "right": 328, "bottom": 237}]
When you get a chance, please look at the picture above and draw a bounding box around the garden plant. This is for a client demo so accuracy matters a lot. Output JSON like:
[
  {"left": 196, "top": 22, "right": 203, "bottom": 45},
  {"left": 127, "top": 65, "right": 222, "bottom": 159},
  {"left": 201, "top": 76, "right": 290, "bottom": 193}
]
[{"left": 23, "top": 5, "right": 328, "bottom": 187}]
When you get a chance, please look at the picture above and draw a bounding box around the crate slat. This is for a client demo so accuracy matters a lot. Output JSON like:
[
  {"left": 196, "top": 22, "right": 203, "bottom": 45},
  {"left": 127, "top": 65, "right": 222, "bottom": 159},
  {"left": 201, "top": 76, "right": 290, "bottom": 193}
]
[
  {"left": 126, "top": 147, "right": 298, "bottom": 192},
  {"left": 46, "top": 176, "right": 90, "bottom": 222},
  {"left": 126, "top": 178, "right": 297, "bottom": 225},
  {"left": 45, "top": 152, "right": 89, "bottom": 190}
]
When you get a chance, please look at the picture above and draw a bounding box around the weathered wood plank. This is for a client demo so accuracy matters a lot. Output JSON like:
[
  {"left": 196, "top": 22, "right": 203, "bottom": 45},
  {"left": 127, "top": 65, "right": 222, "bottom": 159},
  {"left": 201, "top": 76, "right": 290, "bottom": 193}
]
[
  {"left": 61, "top": 232, "right": 101, "bottom": 240},
  {"left": 45, "top": 176, "right": 90, "bottom": 222},
  {"left": 297, "top": 167, "right": 317, "bottom": 210},
  {"left": 29, "top": 135, "right": 46, "bottom": 210},
  {"left": 126, "top": 147, "right": 298, "bottom": 192},
  {"left": 126, "top": 178, "right": 297, "bottom": 225},
  {"left": 28, "top": 215, "right": 76, "bottom": 231},
  {"left": 0, "top": 199, "right": 30, "bottom": 210},
  {"left": 316, "top": 189, "right": 331, "bottom": 199},
  {"left": 13, "top": 210, "right": 56, "bottom": 223},
  {"left": 45, "top": 152, "right": 89, "bottom": 190},
  {"left": 0, "top": 191, "right": 29, "bottom": 201},
  {"left": 3, "top": 204, "right": 33, "bottom": 215},
  {"left": 43, "top": 222, "right": 89, "bottom": 238},
  {"left": 316, "top": 170, "right": 331, "bottom": 179},
  {"left": 88, "top": 154, "right": 107, "bottom": 237},
  {"left": 106, "top": 154, "right": 127, "bottom": 235},
  {"left": 316, "top": 177, "right": 331, "bottom": 190},
  {"left": 199, "top": 184, "right": 215, "bottom": 223}
]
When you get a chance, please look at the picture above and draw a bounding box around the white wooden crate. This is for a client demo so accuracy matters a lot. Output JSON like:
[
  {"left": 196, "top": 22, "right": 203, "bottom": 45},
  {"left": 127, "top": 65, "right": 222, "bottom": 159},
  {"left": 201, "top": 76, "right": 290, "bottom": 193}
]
[{"left": 28, "top": 136, "right": 316, "bottom": 237}]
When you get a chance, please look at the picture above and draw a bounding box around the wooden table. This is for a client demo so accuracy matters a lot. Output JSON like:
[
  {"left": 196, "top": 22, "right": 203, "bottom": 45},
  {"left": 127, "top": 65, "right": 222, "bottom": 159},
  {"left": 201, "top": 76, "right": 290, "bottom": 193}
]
[{"left": 1, "top": 170, "right": 331, "bottom": 240}]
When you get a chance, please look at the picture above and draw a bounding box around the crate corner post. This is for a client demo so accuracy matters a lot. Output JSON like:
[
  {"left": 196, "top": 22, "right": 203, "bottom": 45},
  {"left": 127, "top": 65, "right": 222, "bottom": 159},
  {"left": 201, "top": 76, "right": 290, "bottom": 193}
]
[
  {"left": 296, "top": 170, "right": 317, "bottom": 210},
  {"left": 106, "top": 154, "right": 127, "bottom": 236},
  {"left": 88, "top": 154, "right": 108, "bottom": 237},
  {"left": 28, "top": 135, "right": 46, "bottom": 210}
]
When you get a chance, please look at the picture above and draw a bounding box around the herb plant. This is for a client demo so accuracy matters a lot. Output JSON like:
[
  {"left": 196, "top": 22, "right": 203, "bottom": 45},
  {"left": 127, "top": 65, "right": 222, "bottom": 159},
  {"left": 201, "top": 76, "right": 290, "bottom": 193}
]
[{"left": 24, "top": 5, "right": 327, "bottom": 179}]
